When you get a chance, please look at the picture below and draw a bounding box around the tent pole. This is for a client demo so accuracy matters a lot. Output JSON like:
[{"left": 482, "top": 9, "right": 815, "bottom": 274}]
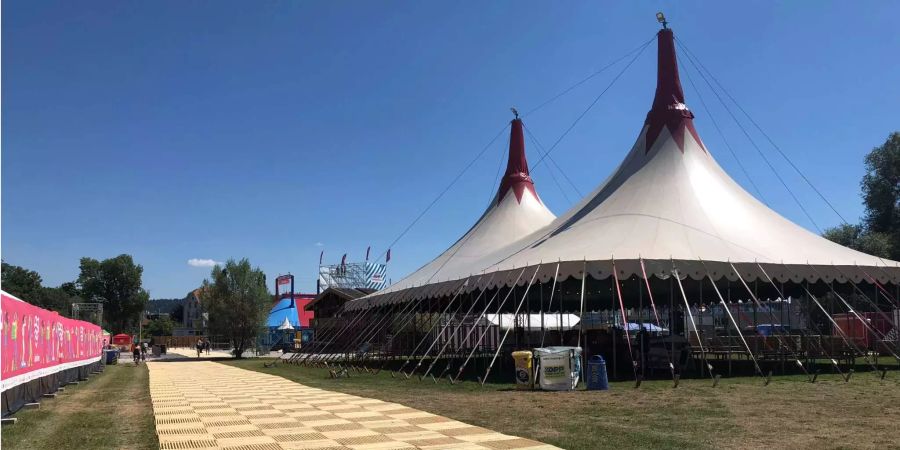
[
  {"left": 810, "top": 265, "right": 900, "bottom": 362},
  {"left": 441, "top": 286, "right": 503, "bottom": 381},
  {"left": 559, "top": 266, "right": 564, "bottom": 346},
  {"left": 540, "top": 277, "right": 545, "bottom": 348},
  {"left": 702, "top": 261, "right": 764, "bottom": 382},
  {"left": 321, "top": 287, "right": 419, "bottom": 367},
  {"left": 783, "top": 264, "right": 879, "bottom": 375},
  {"left": 453, "top": 268, "right": 527, "bottom": 384},
  {"left": 612, "top": 258, "right": 638, "bottom": 384},
  {"left": 753, "top": 263, "right": 819, "bottom": 381},
  {"left": 640, "top": 258, "right": 678, "bottom": 386},
  {"left": 398, "top": 278, "right": 473, "bottom": 377},
  {"left": 672, "top": 260, "right": 718, "bottom": 385},
  {"left": 610, "top": 270, "right": 617, "bottom": 380},
  {"left": 405, "top": 277, "right": 477, "bottom": 378},
  {"left": 302, "top": 305, "right": 375, "bottom": 366},
  {"left": 329, "top": 291, "right": 413, "bottom": 369},
  {"left": 302, "top": 303, "right": 376, "bottom": 364},
  {"left": 639, "top": 273, "right": 645, "bottom": 380},
  {"left": 423, "top": 273, "right": 495, "bottom": 379},
  {"left": 541, "top": 262, "right": 560, "bottom": 348},
  {"left": 831, "top": 265, "right": 900, "bottom": 357},
  {"left": 578, "top": 260, "right": 587, "bottom": 385},
  {"left": 670, "top": 276, "right": 675, "bottom": 374},
  {"left": 480, "top": 266, "right": 541, "bottom": 386},
  {"left": 376, "top": 293, "right": 439, "bottom": 374}
]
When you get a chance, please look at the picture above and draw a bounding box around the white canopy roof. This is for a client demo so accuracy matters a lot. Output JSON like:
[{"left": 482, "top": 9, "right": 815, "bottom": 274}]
[
  {"left": 347, "top": 28, "right": 899, "bottom": 310},
  {"left": 360, "top": 118, "right": 556, "bottom": 299}
]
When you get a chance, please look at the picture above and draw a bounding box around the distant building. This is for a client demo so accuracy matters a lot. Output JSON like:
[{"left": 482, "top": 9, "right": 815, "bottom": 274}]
[{"left": 174, "top": 289, "right": 206, "bottom": 336}]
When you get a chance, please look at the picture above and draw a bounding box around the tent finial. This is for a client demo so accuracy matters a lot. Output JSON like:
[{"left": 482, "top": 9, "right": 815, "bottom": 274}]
[{"left": 656, "top": 11, "right": 668, "bottom": 29}]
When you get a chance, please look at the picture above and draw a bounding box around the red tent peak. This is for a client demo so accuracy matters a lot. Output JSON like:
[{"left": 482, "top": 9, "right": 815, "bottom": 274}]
[
  {"left": 497, "top": 118, "right": 538, "bottom": 204},
  {"left": 644, "top": 28, "right": 705, "bottom": 154}
]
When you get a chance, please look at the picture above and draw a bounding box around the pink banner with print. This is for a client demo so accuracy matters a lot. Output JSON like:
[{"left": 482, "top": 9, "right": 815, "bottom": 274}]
[{"left": 1, "top": 291, "right": 105, "bottom": 391}]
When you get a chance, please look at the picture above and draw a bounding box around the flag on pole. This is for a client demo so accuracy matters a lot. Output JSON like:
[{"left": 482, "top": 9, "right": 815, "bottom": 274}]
[
  {"left": 341, "top": 253, "right": 347, "bottom": 274},
  {"left": 386, "top": 248, "right": 392, "bottom": 263},
  {"left": 365, "top": 246, "right": 371, "bottom": 261},
  {"left": 319, "top": 250, "right": 324, "bottom": 265}
]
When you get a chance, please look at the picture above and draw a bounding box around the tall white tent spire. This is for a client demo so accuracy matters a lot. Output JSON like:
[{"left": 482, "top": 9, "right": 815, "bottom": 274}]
[{"left": 366, "top": 116, "right": 556, "bottom": 300}]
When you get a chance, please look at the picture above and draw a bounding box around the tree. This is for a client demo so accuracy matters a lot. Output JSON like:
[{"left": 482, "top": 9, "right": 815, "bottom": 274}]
[
  {"left": 1, "top": 262, "right": 80, "bottom": 315},
  {"left": 145, "top": 316, "right": 175, "bottom": 336},
  {"left": 824, "top": 132, "right": 900, "bottom": 260},
  {"left": 822, "top": 224, "right": 894, "bottom": 259},
  {"left": 2, "top": 262, "right": 43, "bottom": 302},
  {"left": 76, "top": 254, "right": 150, "bottom": 332},
  {"left": 861, "top": 132, "right": 900, "bottom": 257},
  {"left": 201, "top": 258, "right": 270, "bottom": 358},
  {"left": 35, "top": 287, "right": 80, "bottom": 316}
]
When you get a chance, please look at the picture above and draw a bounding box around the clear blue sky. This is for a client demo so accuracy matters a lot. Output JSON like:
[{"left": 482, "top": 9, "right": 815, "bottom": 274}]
[{"left": 3, "top": 1, "right": 899, "bottom": 299}]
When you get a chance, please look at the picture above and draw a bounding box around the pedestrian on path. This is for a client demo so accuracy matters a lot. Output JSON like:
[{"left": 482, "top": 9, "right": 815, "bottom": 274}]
[
  {"left": 205, "top": 339, "right": 211, "bottom": 355},
  {"left": 196, "top": 339, "right": 202, "bottom": 357}
]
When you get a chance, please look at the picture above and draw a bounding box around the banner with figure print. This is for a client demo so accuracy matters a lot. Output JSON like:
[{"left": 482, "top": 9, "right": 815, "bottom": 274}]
[{"left": 1, "top": 291, "right": 105, "bottom": 391}]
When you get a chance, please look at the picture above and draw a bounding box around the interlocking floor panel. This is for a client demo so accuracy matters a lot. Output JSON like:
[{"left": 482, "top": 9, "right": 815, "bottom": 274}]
[{"left": 148, "top": 362, "right": 558, "bottom": 450}]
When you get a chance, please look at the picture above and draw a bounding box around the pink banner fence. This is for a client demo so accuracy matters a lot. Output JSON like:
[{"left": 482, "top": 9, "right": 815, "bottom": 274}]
[{"left": 1, "top": 291, "right": 106, "bottom": 391}]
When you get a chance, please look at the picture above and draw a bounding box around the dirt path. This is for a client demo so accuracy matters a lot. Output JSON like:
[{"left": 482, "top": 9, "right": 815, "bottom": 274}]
[{"left": 148, "top": 361, "right": 558, "bottom": 450}]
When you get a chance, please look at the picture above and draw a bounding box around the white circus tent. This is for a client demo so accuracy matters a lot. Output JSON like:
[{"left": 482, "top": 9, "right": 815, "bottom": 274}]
[
  {"left": 369, "top": 117, "right": 556, "bottom": 299},
  {"left": 350, "top": 26, "right": 900, "bottom": 310}
]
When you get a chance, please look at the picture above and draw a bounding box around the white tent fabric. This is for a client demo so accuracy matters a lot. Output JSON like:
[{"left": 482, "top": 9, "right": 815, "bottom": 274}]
[
  {"left": 357, "top": 118, "right": 555, "bottom": 302},
  {"left": 347, "top": 28, "right": 899, "bottom": 311},
  {"left": 277, "top": 317, "right": 294, "bottom": 330}
]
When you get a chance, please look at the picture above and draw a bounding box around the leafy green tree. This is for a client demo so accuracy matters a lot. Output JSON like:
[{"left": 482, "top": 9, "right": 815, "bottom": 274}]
[
  {"left": 2, "top": 262, "right": 44, "bottom": 302},
  {"left": 76, "top": 254, "right": 150, "bottom": 332},
  {"left": 822, "top": 224, "right": 894, "bottom": 258},
  {"left": 36, "top": 287, "right": 80, "bottom": 315},
  {"left": 861, "top": 132, "right": 900, "bottom": 257},
  {"left": 145, "top": 316, "right": 175, "bottom": 336},
  {"left": 824, "top": 132, "right": 900, "bottom": 260},
  {"left": 201, "top": 258, "right": 270, "bottom": 358}
]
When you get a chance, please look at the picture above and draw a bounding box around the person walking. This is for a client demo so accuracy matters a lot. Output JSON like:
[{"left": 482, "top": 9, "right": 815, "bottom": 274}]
[
  {"left": 132, "top": 342, "right": 141, "bottom": 365},
  {"left": 204, "top": 339, "right": 211, "bottom": 355},
  {"left": 140, "top": 341, "right": 147, "bottom": 362},
  {"left": 196, "top": 339, "right": 202, "bottom": 358}
]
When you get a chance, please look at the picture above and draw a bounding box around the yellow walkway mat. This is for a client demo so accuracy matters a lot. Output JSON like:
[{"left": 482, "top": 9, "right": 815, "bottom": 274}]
[{"left": 148, "top": 361, "right": 559, "bottom": 450}]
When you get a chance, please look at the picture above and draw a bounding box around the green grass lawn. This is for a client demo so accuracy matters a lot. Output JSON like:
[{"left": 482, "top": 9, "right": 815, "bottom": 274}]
[
  {"left": 222, "top": 359, "right": 900, "bottom": 450},
  {"left": 1, "top": 363, "right": 158, "bottom": 450}
]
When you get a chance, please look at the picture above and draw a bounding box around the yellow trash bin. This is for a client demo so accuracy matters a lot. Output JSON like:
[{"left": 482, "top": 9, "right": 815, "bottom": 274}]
[{"left": 512, "top": 350, "right": 534, "bottom": 390}]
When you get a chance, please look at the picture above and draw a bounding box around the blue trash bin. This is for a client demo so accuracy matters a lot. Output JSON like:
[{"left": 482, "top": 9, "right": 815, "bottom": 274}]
[
  {"left": 586, "top": 355, "right": 609, "bottom": 390},
  {"left": 104, "top": 349, "right": 119, "bottom": 365}
]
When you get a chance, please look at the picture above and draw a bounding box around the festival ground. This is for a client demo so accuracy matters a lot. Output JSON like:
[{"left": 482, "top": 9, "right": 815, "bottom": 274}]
[
  {"left": 224, "top": 359, "right": 900, "bottom": 450},
  {"left": 3, "top": 355, "right": 899, "bottom": 449},
  {"left": 148, "top": 360, "right": 557, "bottom": 450}
]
